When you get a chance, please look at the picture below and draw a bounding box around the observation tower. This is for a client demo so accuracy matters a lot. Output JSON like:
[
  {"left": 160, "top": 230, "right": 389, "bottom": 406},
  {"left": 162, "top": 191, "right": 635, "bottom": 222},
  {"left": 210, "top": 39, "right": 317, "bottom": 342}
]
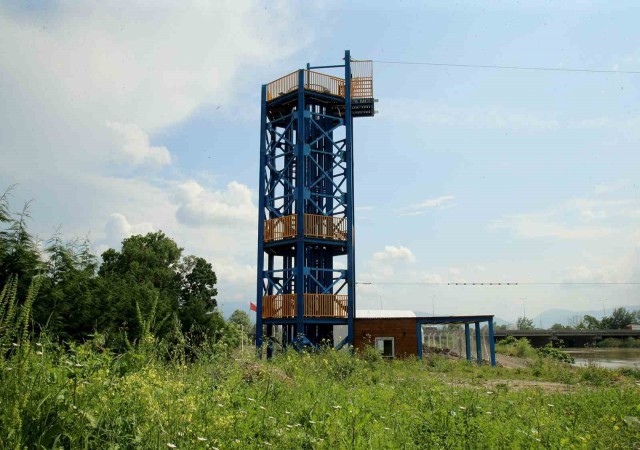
[{"left": 255, "top": 50, "right": 375, "bottom": 352}]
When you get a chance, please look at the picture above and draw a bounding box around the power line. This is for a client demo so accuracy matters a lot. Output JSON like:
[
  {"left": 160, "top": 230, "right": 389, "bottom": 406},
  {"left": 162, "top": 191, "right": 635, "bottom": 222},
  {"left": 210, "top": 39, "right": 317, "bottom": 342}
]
[
  {"left": 358, "top": 282, "right": 640, "bottom": 285},
  {"left": 372, "top": 60, "right": 640, "bottom": 75}
]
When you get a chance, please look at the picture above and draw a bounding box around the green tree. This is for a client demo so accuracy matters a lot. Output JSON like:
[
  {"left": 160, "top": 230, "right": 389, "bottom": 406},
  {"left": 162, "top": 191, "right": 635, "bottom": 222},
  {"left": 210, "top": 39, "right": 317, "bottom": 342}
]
[
  {"left": 177, "top": 255, "right": 218, "bottom": 334},
  {"left": 550, "top": 323, "right": 568, "bottom": 331},
  {"left": 97, "top": 231, "right": 183, "bottom": 340},
  {"left": 516, "top": 316, "right": 535, "bottom": 331},
  {"left": 228, "top": 309, "right": 252, "bottom": 331},
  {"left": 578, "top": 314, "right": 602, "bottom": 330},
  {"left": 601, "top": 307, "right": 635, "bottom": 330}
]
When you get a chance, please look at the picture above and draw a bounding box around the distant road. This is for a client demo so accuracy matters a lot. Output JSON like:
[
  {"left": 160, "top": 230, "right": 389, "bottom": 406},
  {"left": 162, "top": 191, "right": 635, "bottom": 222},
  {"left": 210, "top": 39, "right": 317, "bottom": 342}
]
[{"left": 493, "top": 329, "right": 640, "bottom": 347}]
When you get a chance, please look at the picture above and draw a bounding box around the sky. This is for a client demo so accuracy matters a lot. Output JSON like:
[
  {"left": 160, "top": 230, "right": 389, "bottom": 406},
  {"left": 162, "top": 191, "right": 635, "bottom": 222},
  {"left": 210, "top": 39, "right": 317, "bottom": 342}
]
[{"left": 1, "top": 0, "right": 639, "bottom": 324}]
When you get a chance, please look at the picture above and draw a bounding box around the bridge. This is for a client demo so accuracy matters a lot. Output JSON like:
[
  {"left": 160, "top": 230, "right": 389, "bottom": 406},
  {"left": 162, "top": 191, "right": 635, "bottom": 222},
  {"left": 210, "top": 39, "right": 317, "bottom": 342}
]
[{"left": 494, "top": 329, "right": 640, "bottom": 347}]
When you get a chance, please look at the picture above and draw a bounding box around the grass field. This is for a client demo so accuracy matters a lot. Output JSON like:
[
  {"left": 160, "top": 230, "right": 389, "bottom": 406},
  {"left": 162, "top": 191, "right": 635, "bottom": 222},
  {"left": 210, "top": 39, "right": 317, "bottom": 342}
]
[{"left": 2, "top": 337, "right": 640, "bottom": 449}]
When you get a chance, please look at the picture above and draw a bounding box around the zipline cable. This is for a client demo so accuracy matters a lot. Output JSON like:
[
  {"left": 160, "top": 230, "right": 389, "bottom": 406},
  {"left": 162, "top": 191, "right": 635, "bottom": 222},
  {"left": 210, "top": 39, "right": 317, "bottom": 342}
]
[{"left": 372, "top": 59, "right": 640, "bottom": 75}]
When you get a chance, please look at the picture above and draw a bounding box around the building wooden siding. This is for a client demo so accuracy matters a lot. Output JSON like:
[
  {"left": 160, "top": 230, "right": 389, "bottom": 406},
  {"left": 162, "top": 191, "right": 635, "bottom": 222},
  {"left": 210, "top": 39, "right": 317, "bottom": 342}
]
[{"left": 354, "top": 318, "right": 418, "bottom": 358}]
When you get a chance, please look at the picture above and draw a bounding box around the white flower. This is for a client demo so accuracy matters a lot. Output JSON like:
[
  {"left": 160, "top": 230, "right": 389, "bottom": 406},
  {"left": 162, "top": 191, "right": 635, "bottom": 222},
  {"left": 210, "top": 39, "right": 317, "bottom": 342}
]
[
  {"left": 247, "top": 397, "right": 256, "bottom": 402},
  {"left": 36, "top": 351, "right": 43, "bottom": 356},
  {"left": 486, "top": 391, "right": 493, "bottom": 395},
  {"left": 196, "top": 437, "right": 207, "bottom": 441},
  {"left": 166, "top": 444, "right": 176, "bottom": 449},
  {"left": 547, "top": 404, "right": 554, "bottom": 407},
  {"left": 486, "top": 411, "right": 492, "bottom": 415},
  {"left": 458, "top": 406, "right": 466, "bottom": 410},
  {"left": 36, "top": 342, "right": 42, "bottom": 347},
  {"left": 74, "top": 363, "right": 83, "bottom": 368},
  {"left": 217, "top": 403, "right": 224, "bottom": 408},
  {"left": 332, "top": 405, "right": 342, "bottom": 410},
  {"left": 264, "top": 442, "right": 272, "bottom": 446},
  {"left": 450, "top": 411, "right": 457, "bottom": 417}
]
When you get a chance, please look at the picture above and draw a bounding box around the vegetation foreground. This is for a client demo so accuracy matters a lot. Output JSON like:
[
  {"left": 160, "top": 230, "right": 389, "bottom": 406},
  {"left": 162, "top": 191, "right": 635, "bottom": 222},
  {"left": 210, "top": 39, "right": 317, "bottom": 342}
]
[{"left": 2, "top": 337, "right": 640, "bottom": 449}]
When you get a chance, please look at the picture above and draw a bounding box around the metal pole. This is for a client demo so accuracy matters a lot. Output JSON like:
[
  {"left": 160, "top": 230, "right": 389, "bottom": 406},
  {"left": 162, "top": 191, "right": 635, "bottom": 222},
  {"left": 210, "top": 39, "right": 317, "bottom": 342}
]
[
  {"left": 475, "top": 322, "right": 482, "bottom": 365},
  {"left": 295, "top": 69, "right": 306, "bottom": 338},
  {"left": 255, "top": 84, "right": 267, "bottom": 353},
  {"left": 465, "top": 324, "right": 471, "bottom": 361}
]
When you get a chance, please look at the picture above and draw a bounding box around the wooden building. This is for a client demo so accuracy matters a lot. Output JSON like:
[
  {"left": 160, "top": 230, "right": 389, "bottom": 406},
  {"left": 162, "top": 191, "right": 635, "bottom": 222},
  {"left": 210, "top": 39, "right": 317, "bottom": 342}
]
[{"left": 349, "top": 311, "right": 497, "bottom": 365}]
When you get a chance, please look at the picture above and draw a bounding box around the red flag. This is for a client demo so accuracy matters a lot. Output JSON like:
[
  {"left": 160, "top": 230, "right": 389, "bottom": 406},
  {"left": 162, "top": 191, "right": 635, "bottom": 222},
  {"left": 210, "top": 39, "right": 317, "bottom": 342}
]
[{"left": 249, "top": 302, "right": 257, "bottom": 312}]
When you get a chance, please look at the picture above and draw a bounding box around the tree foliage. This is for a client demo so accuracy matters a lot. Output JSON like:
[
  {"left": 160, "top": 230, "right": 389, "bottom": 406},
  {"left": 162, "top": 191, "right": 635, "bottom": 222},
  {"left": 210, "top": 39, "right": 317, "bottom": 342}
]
[
  {"left": 0, "top": 188, "right": 223, "bottom": 345},
  {"left": 516, "top": 316, "right": 535, "bottom": 331}
]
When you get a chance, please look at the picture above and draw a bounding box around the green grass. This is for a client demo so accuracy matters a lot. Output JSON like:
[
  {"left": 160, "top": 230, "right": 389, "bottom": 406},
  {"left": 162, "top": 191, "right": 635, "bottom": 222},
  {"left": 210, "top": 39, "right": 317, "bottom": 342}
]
[{"left": 2, "top": 339, "right": 640, "bottom": 449}]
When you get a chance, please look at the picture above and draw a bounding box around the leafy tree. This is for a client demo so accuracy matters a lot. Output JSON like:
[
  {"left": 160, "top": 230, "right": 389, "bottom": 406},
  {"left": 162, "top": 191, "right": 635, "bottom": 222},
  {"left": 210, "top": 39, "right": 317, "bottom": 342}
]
[
  {"left": 601, "top": 307, "right": 635, "bottom": 330},
  {"left": 550, "top": 323, "right": 569, "bottom": 331},
  {"left": 228, "top": 309, "right": 252, "bottom": 332},
  {"left": 577, "top": 314, "right": 602, "bottom": 330},
  {"left": 516, "top": 316, "right": 535, "bottom": 331},
  {"left": 97, "top": 231, "right": 183, "bottom": 339},
  {"left": 0, "top": 198, "right": 43, "bottom": 300},
  {"left": 177, "top": 255, "right": 218, "bottom": 334}
]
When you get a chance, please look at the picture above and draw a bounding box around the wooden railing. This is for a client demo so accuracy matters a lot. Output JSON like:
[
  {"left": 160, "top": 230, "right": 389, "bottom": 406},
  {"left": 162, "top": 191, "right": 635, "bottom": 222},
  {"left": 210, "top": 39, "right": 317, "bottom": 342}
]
[
  {"left": 264, "top": 214, "right": 347, "bottom": 242},
  {"left": 264, "top": 215, "right": 297, "bottom": 242},
  {"left": 304, "top": 214, "right": 347, "bottom": 240},
  {"left": 266, "top": 69, "right": 373, "bottom": 102},
  {"left": 304, "top": 294, "right": 348, "bottom": 318},
  {"left": 262, "top": 294, "right": 348, "bottom": 319},
  {"left": 262, "top": 294, "right": 296, "bottom": 318}
]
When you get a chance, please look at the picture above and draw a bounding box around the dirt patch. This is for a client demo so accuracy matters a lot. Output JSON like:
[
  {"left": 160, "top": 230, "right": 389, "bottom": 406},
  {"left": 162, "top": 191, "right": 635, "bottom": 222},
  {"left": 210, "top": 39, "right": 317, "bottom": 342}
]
[
  {"left": 445, "top": 378, "right": 575, "bottom": 393},
  {"left": 495, "top": 354, "right": 530, "bottom": 369}
]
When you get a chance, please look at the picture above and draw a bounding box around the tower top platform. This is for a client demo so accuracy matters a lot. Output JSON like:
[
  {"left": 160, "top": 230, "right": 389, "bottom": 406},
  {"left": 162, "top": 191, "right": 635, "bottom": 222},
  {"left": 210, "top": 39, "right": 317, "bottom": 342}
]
[{"left": 264, "top": 59, "right": 375, "bottom": 118}]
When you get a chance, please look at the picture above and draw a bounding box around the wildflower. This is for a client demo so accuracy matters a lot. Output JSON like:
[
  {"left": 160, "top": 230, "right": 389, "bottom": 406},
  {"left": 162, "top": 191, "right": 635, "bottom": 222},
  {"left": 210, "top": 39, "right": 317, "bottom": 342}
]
[
  {"left": 450, "top": 411, "right": 457, "bottom": 417},
  {"left": 309, "top": 420, "right": 316, "bottom": 424},
  {"left": 167, "top": 444, "right": 177, "bottom": 449},
  {"left": 285, "top": 410, "right": 291, "bottom": 415},
  {"left": 384, "top": 427, "right": 391, "bottom": 431},
  {"left": 458, "top": 406, "right": 466, "bottom": 410},
  {"left": 332, "top": 405, "right": 342, "bottom": 410},
  {"left": 286, "top": 425, "right": 293, "bottom": 429},
  {"left": 36, "top": 351, "right": 43, "bottom": 356},
  {"left": 264, "top": 442, "right": 272, "bottom": 446},
  {"left": 247, "top": 397, "right": 256, "bottom": 402},
  {"left": 196, "top": 437, "right": 207, "bottom": 441},
  {"left": 259, "top": 405, "right": 267, "bottom": 411},
  {"left": 12, "top": 343, "right": 18, "bottom": 347},
  {"left": 486, "top": 391, "right": 493, "bottom": 395},
  {"left": 36, "top": 342, "right": 42, "bottom": 347},
  {"left": 74, "top": 363, "right": 83, "bottom": 368},
  {"left": 486, "top": 411, "right": 492, "bottom": 415},
  {"left": 217, "top": 403, "right": 224, "bottom": 408},
  {"left": 547, "top": 404, "right": 554, "bottom": 407}
]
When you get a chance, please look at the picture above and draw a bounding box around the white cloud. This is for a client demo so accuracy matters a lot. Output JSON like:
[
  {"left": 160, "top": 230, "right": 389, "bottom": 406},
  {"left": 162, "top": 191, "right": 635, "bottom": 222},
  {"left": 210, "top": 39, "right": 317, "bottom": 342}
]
[
  {"left": 373, "top": 245, "right": 417, "bottom": 263},
  {"left": 107, "top": 122, "right": 172, "bottom": 166},
  {"left": 399, "top": 195, "right": 455, "bottom": 216},
  {"left": 0, "top": 2, "right": 313, "bottom": 313},
  {"left": 594, "top": 181, "right": 628, "bottom": 195},
  {"left": 491, "top": 213, "right": 613, "bottom": 239},
  {"left": 103, "top": 213, "right": 154, "bottom": 248},
  {"left": 175, "top": 180, "right": 257, "bottom": 227}
]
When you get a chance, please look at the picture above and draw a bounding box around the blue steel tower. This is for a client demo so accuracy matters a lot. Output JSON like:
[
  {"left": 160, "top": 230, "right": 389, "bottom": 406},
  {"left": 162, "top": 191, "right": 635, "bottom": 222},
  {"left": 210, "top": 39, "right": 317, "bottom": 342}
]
[{"left": 256, "top": 51, "right": 375, "bottom": 351}]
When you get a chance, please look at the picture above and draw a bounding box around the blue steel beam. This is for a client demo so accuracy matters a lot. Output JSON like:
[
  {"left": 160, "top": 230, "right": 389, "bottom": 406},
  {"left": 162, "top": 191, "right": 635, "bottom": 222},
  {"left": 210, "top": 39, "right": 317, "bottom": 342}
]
[
  {"left": 464, "top": 323, "right": 472, "bottom": 361},
  {"left": 475, "top": 322, "right": 482, "bottom": 365},
  {"left": 488, "top": 319, "right": 496, "bottom": 367},
  {"left": 255, "top": 84, "right": 268, "bottom": 353},
  {"left": 345, "top": 49, "right": 356, "bottom": 347}
]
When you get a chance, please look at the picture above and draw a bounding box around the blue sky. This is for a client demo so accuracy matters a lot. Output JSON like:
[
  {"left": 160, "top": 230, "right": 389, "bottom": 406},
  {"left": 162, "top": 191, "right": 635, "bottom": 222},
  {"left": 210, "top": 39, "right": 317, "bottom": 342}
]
[{"left": 1, "top": 1, "right": 639, "bottom": 323}]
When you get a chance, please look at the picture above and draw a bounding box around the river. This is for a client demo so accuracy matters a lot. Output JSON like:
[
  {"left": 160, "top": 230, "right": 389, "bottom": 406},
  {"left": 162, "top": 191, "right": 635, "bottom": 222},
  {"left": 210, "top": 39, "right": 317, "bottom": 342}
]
[{"left": 563, "top": 348, "right": 640, "bottom": 369}]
